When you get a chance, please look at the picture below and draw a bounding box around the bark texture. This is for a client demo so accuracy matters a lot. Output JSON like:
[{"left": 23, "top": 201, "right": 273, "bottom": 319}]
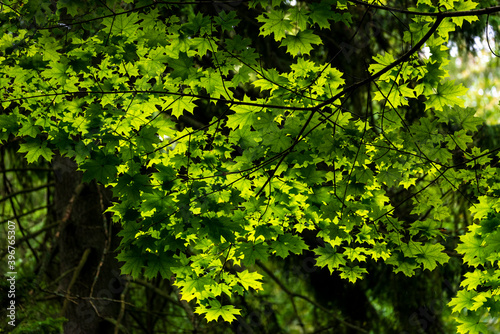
[{"left": 52, "top": 156, "right": 124, "bottom": 334}]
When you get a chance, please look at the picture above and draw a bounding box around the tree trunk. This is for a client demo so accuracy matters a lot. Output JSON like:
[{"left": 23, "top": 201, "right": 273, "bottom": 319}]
[{"left": 52, "top": 156, "right": 124, "bottom": 334}]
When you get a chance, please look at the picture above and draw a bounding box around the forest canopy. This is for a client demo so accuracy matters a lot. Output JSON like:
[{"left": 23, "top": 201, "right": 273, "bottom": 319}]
[{"left": 1, "top": 0, "right": 500, "bottom": 333}]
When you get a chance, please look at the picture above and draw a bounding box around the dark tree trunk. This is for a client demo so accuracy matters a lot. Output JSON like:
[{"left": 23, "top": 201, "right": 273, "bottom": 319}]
[{"left": 52, "top": 156, "right": 124, "bottom": 334}]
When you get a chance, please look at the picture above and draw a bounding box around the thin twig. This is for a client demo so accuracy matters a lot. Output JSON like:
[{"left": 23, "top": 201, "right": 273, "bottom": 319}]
[
  {"left": 114, "top": 281, "right": 129, "bottom": 334},
  {"left": 256, "top": 260, "right": 368, "bottom": 334},
  {"left": 0, "top": 182, "right": 55, "bottom": 205},
  {"left": 61, "top": 248, "right": 92, "bottom": 316}
]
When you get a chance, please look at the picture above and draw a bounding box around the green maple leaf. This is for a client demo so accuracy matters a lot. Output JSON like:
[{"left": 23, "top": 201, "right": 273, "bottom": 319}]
[
  {"left": 226, "top": 99, "right": 259, "bottom": 130},
  {"left": 435, "top": 106, "right": 455, "bottom": 124},
  {"left": 456, "top": 231, "right": 487, "bottom": 267},
  {"left": 454, "top": 108, "right": 484, "bottom": 132},
  {"left": 254, "top": 224, "right": 277, "bottom": 240},
  {"left": 386, "top": 251, "right": 419, "bottom": 276},
  {"left": 414, "top": 243, "right": 449, "bottom": 271},
  {"left": 377, "top": 166, "right": 401, "bottom": 187},
  {"left": 267, "top": 130, "right": 292, "bottom": 153},
  {"left": 469, "top": 196, "right": 495, "bottom": 221},
  {"left": 202, "top": 217, "right": 242, "bottom": 243},
  {"left": 452, "top": 1, "right": 479, "bottom": 27},
  {"left": 232, "top": 65, "right": 254, "bottom": 86},
  {"left": 367, "top": 242, "right": 391, "bottom": 261},
  {"left": 238, "top": 242, "right": 269, "bottom": 266},
  {"left": 485, "top": 230, "right": 500, "bottom": 255},
  {"left": 424, "top": 144, "right": 453, "bottom": 163},
  {"left": 437, "top": 18, "right": 456, "bottom": 40},
  {"left": 114, "top": 173, "right": 152, "bottom": 202},
  {"left": 200, "top": 70, "right": 232, "bottom": 99},
  {"left": 170, "top": 96, "right": 197, "bottom": 118},
  {"left": 410, "top": 220, "right": 442, "bottom": 238},
  {"left": 102, "top": 12, "right": 140, "bottom": 40},
  {"left": 271, "top": 233, "right": 308, "bottom": 258},
  {"left": 18, "top": 117, "right": 40, "bottom": 138},
  {"left": 480, "top": 215, "right": 500, "bottom": 234},
  {"left": 448, "top": 290, "right": 477, "bottom": 313},
  {"left": 368, "top": 53, "right": 397, "bottom": 81},
  {"left": 115, "top": 214, "right": 141, "bottom": 242},
  {"left": 134, "top": 126, "right": 160, "bottom": 152},
  {"left": 392, "top": 261, "right": 419, "bottom": 276},
  {"left": 168, "top": 53, "right": 196, "bottom": 79},
  {"left": 214, "top": 10, "right": 240, "bottom": 32},
  {"left": 373, "top": 82, "right": 413, "bottom": 107},
  {"left": 116, "top": 248, "right": 144, "bottom": 277},
  {"left": 252, "top": 68, "right": 289, "bottom": 92},
  {"left": 289, "top": 7, "right": 309, "bottom": 31},
  {"left": 425, "top": 81, "right": 468, "bottom": 111},
  {"left": 309, "top": 2, "right": 335, "bottom": 29},
  {"left": 183, "top": 12, "right": 210, "bottom": 35},
  {"left": 257, "top": 10, "right": 293, "bottom": 41},
  {"left": 18, "top": 138, "right": 54, "bottom": 164},
  {"left": 0, "top": 114, "right": 19, "bottom": 135},
  {"left": 461, "top": 270, "right": 484, "bottom": 291},
  {"left": 141, "top": 188, "right": 175, "bottom": 214},
  {"left": 144, "top": 251, "right": 177, "bottom": 279},
  {"left": 411, "top": 118, "right": 440, "bottom": 142},
  {"left": 176, "top": 276, "right": 213, "bottom": 302},
  {"left": 280, "top": 30, "right": 322, "bottom": 56},
  {"left": 207, "top": 280, "right": 233, "bottom": 298},
  {"left": 313, "top": 244, "right": 346, "bottom": 274},
  {"left": 343, "top": 247, "right": 367, "bottom": 262},
  {"left": 134, "top": 232, "right": 156, "bottom": 252},
  {"left": 192, "top": 37, "right": 214, "bottom": 57},
  {"left": 56, "top": 0, "right": 80, "bottom": 17},
  {"left": 236, "top": 270, "right": 264, "bottom": 291},
  {"left": 80, "top": 151, "right": 120, "bottom": 184},
  {"left": 447, "top": 129, "right": 472, "bottom": 151},
  {"left": 41, "top": 62, "right": 70, "bottom": 87},
  {"left": 138, "top": 48, "right": 166, "bottom": 76},
  {"left": 233, "top": 177, "right": 253, "bottom": 199},
  {"left": 339, "top": 265, "right": 368, "bottom": 283},
  {"left": 456, "top": 313, "right": 488, "bottom": 334},
  {"left": 194, "top": 300, "right": 241, "bottom": 323}
]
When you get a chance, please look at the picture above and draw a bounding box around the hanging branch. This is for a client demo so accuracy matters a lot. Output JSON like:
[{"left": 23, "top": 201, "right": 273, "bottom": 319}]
[
  {"left": 0, "top": 182, "right": 55, "bottom": 206},
  {"left": 256, "top": 260, "right": 369, "bottom": 334},
  {"left": 61, "top": 248, "right": 92, "bottom": 316}
]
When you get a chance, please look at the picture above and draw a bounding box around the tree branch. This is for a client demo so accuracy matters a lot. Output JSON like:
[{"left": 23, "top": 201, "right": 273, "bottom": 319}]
[
  {"left": 61, "top": 248, "right": 92, "bottom": 316},
  {"left": 0, "top": 182, "right": 55, "bottom": 205},
  {"left": 348, "top": 1, "right": 500, "bottom": 18},
  {"left": 256, "top": 260, "right": 369, "bottom": 334},
  {"left": 0, "top": 205, "right": 50, "bottom": 225}
]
